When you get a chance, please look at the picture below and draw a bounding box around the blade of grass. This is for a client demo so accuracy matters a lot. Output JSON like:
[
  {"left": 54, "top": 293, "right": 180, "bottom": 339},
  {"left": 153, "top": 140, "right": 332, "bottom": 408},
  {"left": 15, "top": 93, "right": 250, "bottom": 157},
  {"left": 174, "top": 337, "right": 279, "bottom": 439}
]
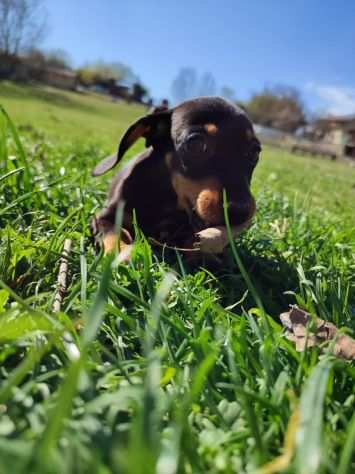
[
  {"left": 35, "top": 256, "right": 113, "bottom": 463},
  {"left": 81, "top": 255, "right": 113, "bottom": 345},
  {"left": 336, "top": 411, "right": 355, "bottom": 474},
  {"left": 0, "top": 167, "right": 24, "bottom": 183},
  {"left": 295, "top": 358, "right": 333, "bottom": 474},
  {"left": 0, "top": 343, "right": 49, "bottom": 404},
  {"left": 0, "top": 105, "right": 32, "bottom": 188},
  {"left": 222, "top": 190, "right": 273, "bottom": 339}
]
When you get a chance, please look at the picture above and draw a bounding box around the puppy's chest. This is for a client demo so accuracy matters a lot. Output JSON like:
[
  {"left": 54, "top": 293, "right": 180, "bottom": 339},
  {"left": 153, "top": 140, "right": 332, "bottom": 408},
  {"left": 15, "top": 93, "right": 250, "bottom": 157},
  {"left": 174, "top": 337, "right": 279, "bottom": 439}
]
[
  {"left": 171, "top": 172, "right": 223, "bottom": 226},
  {"left": 122, "top": 159, "right": 177, "bottom": 219}
]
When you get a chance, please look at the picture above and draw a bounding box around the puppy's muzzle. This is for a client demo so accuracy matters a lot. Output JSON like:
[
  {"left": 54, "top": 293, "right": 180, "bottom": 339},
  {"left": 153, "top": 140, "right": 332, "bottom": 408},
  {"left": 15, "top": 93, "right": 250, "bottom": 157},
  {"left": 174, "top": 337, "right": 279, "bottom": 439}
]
[{"left": 227, "top": 198, "right": 256, "bottom": 226}]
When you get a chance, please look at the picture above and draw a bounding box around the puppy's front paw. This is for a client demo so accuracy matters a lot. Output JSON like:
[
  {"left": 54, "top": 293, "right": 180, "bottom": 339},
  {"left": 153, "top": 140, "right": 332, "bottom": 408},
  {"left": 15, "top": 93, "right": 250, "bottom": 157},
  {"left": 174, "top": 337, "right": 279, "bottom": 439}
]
[{"left": 194, "top": 227, "right": 228, "bottom": 254}]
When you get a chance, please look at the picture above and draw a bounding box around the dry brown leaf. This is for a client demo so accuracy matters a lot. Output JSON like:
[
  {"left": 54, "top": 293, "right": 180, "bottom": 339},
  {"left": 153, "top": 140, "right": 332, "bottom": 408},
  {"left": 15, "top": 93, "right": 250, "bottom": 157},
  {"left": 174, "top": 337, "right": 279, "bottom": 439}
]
[{"left": 280, "top": 306, "right": 355, "bottom": 360}]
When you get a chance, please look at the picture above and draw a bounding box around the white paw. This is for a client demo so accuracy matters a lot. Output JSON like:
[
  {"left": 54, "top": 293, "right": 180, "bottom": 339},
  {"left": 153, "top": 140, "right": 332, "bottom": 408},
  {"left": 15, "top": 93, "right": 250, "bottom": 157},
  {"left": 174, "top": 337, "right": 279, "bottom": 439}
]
[{"left": 194, "top": 227, "right": 228, "bottom": 254}]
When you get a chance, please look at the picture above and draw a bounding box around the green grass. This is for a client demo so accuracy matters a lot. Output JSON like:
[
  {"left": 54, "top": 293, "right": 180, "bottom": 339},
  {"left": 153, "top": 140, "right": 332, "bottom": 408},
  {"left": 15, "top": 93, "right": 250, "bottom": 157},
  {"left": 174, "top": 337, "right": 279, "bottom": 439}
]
[
  {"left": 0, "top": 83, "right": 354, "bottom": 474},
  {"left": 0, "top": 81, "right": 145, "bottom": 148},
  {"left": 255, "top": 146, "right": 355, "bottom": 225}
]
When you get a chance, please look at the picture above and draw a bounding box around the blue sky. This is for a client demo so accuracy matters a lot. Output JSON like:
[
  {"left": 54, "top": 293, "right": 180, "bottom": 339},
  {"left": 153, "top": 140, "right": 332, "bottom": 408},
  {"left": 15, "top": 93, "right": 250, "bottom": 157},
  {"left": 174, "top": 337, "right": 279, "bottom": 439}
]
[{"left": 42, "top": 0, "right": 355, "bottom": 115}]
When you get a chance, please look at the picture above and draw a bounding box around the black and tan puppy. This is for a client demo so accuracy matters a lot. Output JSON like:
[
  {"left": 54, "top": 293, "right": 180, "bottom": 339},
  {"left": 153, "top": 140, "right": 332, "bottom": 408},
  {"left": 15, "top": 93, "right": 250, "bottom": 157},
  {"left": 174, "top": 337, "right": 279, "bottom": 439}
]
[{"left": 91, "top": 96, "right": 261, "bottom": 255}]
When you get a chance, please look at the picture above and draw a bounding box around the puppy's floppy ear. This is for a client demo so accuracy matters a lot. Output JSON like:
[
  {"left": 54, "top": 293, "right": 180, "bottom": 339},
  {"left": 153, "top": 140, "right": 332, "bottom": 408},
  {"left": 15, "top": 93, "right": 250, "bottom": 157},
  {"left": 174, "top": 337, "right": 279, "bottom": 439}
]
[{"left": 92, "top": 110, "right": 172, "bottom": 177}]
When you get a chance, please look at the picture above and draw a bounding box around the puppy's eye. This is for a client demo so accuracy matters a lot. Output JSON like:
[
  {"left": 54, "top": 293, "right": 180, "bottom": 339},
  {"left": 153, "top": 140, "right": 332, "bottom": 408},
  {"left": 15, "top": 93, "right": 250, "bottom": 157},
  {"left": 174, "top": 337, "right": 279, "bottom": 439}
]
[
  {"left": 246, "top": 140, "right": 261, "bottom": 165},
  {"left": 184, "top": 133, "right": 208, "bottom": 155}
]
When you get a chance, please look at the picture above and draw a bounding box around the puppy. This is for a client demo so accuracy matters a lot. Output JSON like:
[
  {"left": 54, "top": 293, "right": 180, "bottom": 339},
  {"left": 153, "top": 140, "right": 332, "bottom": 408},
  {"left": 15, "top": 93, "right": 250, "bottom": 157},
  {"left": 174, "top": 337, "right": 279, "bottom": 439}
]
[{"left": 91, "top": 96, "right": 261, "bottom": 255}]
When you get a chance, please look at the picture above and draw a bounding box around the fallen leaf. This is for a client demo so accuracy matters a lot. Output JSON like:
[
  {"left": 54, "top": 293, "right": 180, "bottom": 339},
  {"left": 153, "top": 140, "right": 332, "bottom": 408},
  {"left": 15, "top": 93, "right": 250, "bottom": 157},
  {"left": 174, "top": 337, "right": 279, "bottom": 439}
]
[{"left": 280, "top": 306, "right": 355, "bottom": 360}]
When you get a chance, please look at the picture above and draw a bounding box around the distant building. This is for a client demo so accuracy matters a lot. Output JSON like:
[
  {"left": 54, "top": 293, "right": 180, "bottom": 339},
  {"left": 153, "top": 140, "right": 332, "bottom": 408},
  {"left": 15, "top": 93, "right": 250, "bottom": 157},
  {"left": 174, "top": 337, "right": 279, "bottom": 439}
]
[
  {"left": 253, "top": 124, "right": 288, "bottom": 141},
  {"left": 40, "top": 67, "right": 77, "bottom": 90},
  {"left": 312, "top": 115, "right": 355, "bottom": 158},
  {"left": 0, "top": 53, "right": 77, "bottom": 90},
  {"left": 93, "top": 79, "right": 130, "bottom": 101}
]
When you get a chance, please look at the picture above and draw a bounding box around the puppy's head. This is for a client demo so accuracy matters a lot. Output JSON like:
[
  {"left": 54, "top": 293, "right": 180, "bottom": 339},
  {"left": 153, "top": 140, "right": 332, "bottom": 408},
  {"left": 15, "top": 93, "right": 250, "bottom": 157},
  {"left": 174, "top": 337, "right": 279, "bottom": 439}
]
[
  {"left": 169, "top": 97, "right": 261, "bottom": 227},
  {"left": 92, "top": 96, "right": 261, "bottom": 229}
]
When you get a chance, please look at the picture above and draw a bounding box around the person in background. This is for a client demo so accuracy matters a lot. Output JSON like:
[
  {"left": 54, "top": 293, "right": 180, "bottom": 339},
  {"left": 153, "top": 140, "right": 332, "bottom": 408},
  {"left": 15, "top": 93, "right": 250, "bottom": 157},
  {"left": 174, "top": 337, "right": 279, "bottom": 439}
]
[{"left": 149, "top": 98, "right": 169, "bottom": 114}]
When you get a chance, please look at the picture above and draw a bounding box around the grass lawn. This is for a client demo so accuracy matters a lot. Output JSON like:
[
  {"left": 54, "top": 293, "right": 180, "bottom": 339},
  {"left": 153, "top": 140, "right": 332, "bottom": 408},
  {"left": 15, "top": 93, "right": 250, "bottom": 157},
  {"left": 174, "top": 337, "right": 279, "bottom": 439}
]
[
  {"left": 0, "top": 82, "right": 354, "bottom": 474},
  {"left": 0, "top": 81, "right": 146, "bottom": 148}
]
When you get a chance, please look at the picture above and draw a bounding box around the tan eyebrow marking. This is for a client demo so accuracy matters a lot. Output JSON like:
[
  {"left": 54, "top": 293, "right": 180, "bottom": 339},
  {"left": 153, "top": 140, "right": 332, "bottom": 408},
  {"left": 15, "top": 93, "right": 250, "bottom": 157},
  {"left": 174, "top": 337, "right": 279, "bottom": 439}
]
[{"left": 204, "top": 123, "right": 218, "bottom": 135}]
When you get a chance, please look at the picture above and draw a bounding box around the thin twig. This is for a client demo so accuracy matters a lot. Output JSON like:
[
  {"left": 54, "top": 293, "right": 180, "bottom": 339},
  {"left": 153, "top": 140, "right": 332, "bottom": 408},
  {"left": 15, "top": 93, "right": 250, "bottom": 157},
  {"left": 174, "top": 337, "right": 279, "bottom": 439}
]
[
  {"left": 148, "top": 237, "right": 201, "bottom": 252},
  {"left": 53, "top": 239, "right": 72, "bottom": 313}
]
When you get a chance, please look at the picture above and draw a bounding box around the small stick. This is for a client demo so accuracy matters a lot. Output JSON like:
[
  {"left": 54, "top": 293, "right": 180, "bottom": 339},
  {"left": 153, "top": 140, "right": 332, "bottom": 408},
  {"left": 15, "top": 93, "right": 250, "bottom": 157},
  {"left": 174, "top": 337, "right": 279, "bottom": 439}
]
[
  {"left": 53, "top": 239, "right": 72, "bottom": 313},
  {"left": 148, "top": 237, "right": 201, "bottom": 253}
]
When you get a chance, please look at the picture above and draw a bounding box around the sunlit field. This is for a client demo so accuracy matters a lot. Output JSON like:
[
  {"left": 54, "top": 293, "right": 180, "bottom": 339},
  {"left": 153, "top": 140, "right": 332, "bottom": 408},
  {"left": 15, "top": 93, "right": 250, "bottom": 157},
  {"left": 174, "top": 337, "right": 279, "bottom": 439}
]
[{"left": 0, "top": 83, "right": 354, "bottom": 473}]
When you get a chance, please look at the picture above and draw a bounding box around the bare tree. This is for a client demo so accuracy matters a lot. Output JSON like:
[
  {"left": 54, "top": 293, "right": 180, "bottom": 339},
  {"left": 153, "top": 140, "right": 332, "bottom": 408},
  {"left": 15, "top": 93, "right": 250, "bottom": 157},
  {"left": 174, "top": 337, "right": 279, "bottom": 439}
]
[
  {"left": 0, "top": 0, "right": 48, "bottom": 56},
  {"left": 171, "top": 69, "right": 220, "bottom": 103},
  {"left": 171, "top": 67, "right": 198, "bottom": 103},
  {"left": 44, "top": 49, "right": 72, "bottom": 70},
  {"left": 198, "top": 72, "right": 216, "bottom": 96},
  {"left": 220, "top": 86, "right": 235, "bottom": 101}
]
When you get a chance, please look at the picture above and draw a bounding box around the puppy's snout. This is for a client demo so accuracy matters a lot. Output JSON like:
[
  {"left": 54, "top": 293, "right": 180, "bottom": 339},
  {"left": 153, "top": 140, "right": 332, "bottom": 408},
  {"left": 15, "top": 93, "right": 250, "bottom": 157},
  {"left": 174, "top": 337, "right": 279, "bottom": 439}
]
[
  {"left": 196, "top": 188, "right": 223, "bottom": 225},
  {"left": 227, "top": 199, "right": 255, "bottom": 226}
]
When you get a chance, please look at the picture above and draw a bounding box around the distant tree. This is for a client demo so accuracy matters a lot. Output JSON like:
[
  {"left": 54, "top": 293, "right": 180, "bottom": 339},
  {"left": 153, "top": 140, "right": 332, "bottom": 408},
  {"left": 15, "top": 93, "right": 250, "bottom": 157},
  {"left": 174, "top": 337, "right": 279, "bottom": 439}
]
[
  {"left": 247, "top": 86, "right": 306, "bottom": 132},
  {"left": 131, "top": 82, "right": 148, "bottom": 103},
  {"left": 220, "top": 86, "right": 235, "bottom": 101},
  {"left": 76, "top": 67, "right": 97, "bottom": 87},
  {"left": 24, "top": 48, "right": 71, "bottom": 70},
  {"left": 235, "top": 100, "right": 247, "bottom": 112},
  {"left": 109, "top": 62, "right": 137, "bottom": 85},
  {"left": 171, "top": 67, "right": 198, "bottom": 103},
  {"left": 77, "top": 61, "right": 137, "bottom": 87},
  {"left": 171, "top": 68, "right": 221, "bottom": 103},
  {"left": 0, "top": 0, "right": 47, "bottom": 56},
  {"left": 23, "top": 47, "right": 45, "bottom": 68},
  {"left": 198, "top": 72, "right": 216, "bottom": 96},
  {"left": 44, "top": 49, "right": 71, "bottom": 70}
]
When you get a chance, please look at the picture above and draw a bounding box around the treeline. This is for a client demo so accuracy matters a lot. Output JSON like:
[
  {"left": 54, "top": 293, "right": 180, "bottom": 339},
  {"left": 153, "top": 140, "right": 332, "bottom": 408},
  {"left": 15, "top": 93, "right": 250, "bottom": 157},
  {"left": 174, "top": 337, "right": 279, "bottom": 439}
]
[
  {"left": 0, "top": 0, "right": 149, "bottom": 103},
  {"left": 1, "top": 0, "right": 306, "bottom": 129},
  {"left": 0, "top": 48, "right": 150, "bottom": 103},
  {"left": 171, "top": 68, "right": 306, "bottom": 133}
]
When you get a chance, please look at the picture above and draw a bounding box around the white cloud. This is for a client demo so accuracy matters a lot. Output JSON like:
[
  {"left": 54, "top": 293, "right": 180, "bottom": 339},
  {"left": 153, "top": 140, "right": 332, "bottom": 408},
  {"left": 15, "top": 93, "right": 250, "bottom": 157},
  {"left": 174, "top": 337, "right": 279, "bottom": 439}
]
[{"left": 306, "top": 83, "right": 355, "bottom": 116}]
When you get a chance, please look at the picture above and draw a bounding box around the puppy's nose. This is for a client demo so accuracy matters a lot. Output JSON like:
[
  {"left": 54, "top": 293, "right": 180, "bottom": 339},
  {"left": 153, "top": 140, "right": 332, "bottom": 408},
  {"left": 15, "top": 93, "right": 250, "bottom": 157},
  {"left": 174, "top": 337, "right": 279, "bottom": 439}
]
[{"left": 227, "top": 202, "right": 252, "bottom": 225}]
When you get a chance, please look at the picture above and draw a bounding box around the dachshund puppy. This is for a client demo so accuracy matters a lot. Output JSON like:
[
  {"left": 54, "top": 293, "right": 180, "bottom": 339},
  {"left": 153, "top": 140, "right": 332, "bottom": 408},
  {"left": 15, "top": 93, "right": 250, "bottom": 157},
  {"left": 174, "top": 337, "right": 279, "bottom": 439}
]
[{"left": 91, "top": 96, "right": 261, "bottom": 255}]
